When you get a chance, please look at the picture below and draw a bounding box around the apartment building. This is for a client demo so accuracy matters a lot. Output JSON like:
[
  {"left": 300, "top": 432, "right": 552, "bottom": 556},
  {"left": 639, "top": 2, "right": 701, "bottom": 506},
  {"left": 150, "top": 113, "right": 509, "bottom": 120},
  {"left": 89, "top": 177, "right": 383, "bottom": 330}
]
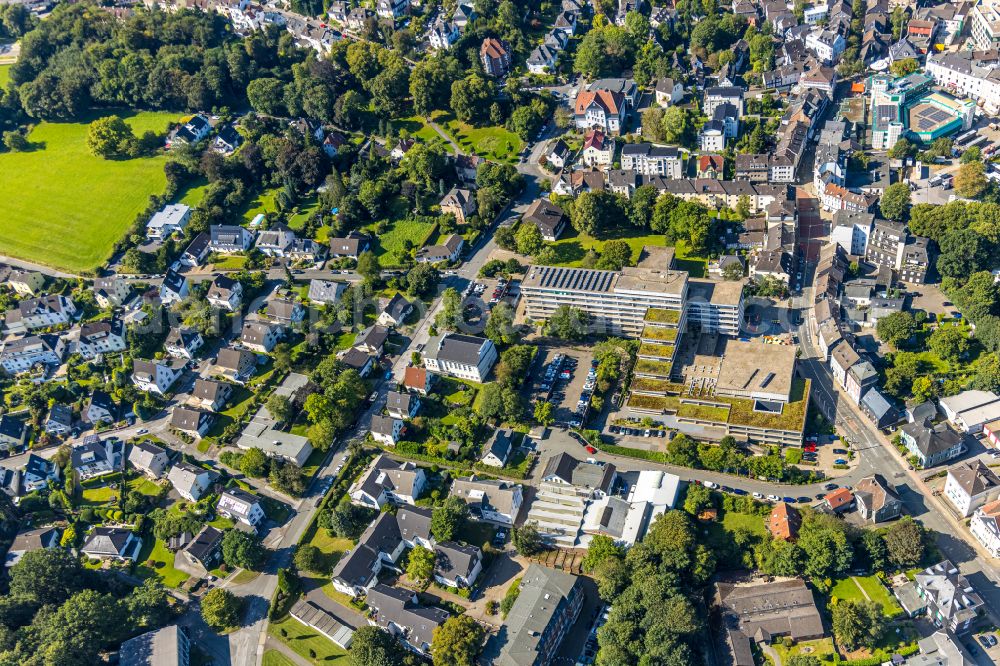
[
  {"left": 521, "top": 265, "right": 688, "bottom": 337},
  {"left": 926, "top": 52, "right": 1000, "bottom": 115},
  {"left": 422, "top": 333, "right": 497, "bottom": 382},
  {"left": 685, "top": 279, "right": 745, "bottom": 336},
  {"left": 495, "top": 565, "right": 584, "bottom": 666},
  {"left": 621, "top": 143, "right": 684, "bottom": 177},
  {"left": 972, "top": 0, "right": 1000, "bottom": 49},
  {"left": 526, "top": 453, "right": 617, "bottom": 547}
]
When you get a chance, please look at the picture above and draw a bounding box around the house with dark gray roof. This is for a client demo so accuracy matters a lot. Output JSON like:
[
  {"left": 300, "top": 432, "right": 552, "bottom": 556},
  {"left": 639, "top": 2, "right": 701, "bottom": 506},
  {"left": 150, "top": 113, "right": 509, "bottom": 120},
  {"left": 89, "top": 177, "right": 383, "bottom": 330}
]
[
  {"left": 177, "top": 525, "right": 224, "bottom": 576},
  {"left": 86, "top": 390, "right": 118, "bottom": 425},
  {"left": 22, "top": 453, "right": 58, "bottom": 492},
  {"left": 901, "top": 418, "right": 966, "bottom": 468},
  {"left": 450, "top": 475, "right": 524, "bottom": 525},
  {"left": 266, "top": 298, "right": 305, "bottom": 325},
  {"left": 860, "top": 388, "right": 898, "bottom": 429},
  {"left": 170, "top": 406, "right": 214, "bottom": 439},
  {"left": 210, "top": 224, "right": 255, "bottom": 253},
  {"left": 910, "top": 560, "right": 984, "bottom": 633},
  {"left": 377, "top": 293, "right": 414, "bottom": 328},
  {"left": 331, "top": 512, "right": 406, "bottom": 597},
  {"left": 308, "top": 279, "right": 346, "bottom": 305},
  {"left": 241, "top": 320, "right": 284, "bottom": 353},
  {"left": 423, "top": 333, "right": 498, "bottom": 382},
  {"left": 481, "top": 428, "right": 514, "bottom": 467},
  {"left": 716, "top": 577, "right": 824, "bottom": 661},
  {"left": 214, "top": 347, "right": 258, "bottom": 383},
  {"left": 349, "top": 454, "right": 427, "bottom": 508},
  {"left": 0, "top": 466, "right": 21, "bottom": 499},
  {"left": 490, "top": 564, "right": 584, "bottom": 666},
  {"left": 338, "top": 347, "right": 375, "bottom": 377},
  {"left": 0, "top": 414, "right": 28, "bottom": 451},
  {"left": 72, "top": 435, "right": 125, "bottom": 480},
  {"left": 354, "top": 324, "right": 389, "bottom": 355},
  {"left": 165, "top": 326, "right": 204, "bottom": 360},
  {"left": 397, "top": 505, "right": 434, "bottom": 549},
  {"left": 523, "top": 199, "right": 567, "bottom": 241},
  {"left": 365, "top": 584, "right": 450, "bottom": 656},
  {"left": 119, "top": 625, "right": 191, "bottom": 666},
  {"left": 82, "top": 527, "right": 142, "bottom": 561},
  {"left": 207, "top": 274, "right": 243, "bottom": 311},
  {"left": 371, "top": 415, "right": 404, "bottom": 446},
  {"left": 6, "top": 526, "right": 60, "bottom": 568},
  {"left": 434, "top": 541, "right": 482, "bottom": 588},
  {"left": 386, "top": 391, "right": 420, "bottom": 420},
  {"left": 44, "top": 403, "right": 74, "bottom": 436},
  {"left": 329, "top": 231, "right": 371, "bottom": 258},
  {"left": 854, "top": 474, "right": 903, "bottom": 523},
  {"left": 191, "top": 378, "right": 233, "bottom": 411}
]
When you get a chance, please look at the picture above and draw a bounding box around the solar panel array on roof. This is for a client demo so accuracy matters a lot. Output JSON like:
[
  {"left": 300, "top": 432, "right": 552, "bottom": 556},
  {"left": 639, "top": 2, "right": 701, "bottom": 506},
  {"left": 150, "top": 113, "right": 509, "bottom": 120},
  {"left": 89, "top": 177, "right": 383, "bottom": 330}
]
[{"left": 536, "top": 266, "right": 616, "bottom": 292}]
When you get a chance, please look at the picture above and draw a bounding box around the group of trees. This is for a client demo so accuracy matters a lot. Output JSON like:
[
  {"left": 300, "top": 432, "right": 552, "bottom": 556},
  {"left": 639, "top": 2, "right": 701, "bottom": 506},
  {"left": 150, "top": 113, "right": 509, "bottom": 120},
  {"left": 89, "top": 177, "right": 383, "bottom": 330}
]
[
  {"left": 0, "top": 549, "right": 174, "bottom": 665},
  {"left": 667, "top": 435, "right": 801, "bottom": 482}
]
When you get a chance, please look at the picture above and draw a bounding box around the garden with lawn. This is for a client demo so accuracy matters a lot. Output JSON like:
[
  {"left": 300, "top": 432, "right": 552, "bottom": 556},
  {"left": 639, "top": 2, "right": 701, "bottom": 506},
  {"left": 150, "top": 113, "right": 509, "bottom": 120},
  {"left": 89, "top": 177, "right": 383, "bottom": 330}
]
[
  {"left": 268, "top": 615, "right": 351, "bottom": 665},
  {"left": 545, "top": 230, "right": 709, "bottom": 277},
  {"left": 429, "top": 111, "right": 523, "bottom": 163},
  {"left": 0, "top": 110, "right": 179, "bottom": 272},
  {"left": 134, "top": 537, "right": 191, "bottom": 588},
  {"left": 262, "top": 650, "right": 297, "bottom": 666},
  {"left": 0, "top": 64, "right": 9, "bottom": 87},
  {"left": 365, "top": 216, "right": 437, "bottom": 266},
  {"left": 830, "top": 575, "right": 903, "bottom": 617}
]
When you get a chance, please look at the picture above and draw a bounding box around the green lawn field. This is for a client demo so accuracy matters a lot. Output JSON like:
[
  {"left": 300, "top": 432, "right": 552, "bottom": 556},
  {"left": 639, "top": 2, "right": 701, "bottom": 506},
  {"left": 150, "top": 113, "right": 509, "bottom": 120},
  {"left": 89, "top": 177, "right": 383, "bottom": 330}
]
[
  {"left": 831, "top": 576, "right": 902, "bottom": 617},
  {"left": 0, "top": 111, "right": 178, "bottom": 272},
  {"left": 431, "top": 111, "right": 522, "bottom": 163},
  {"left": 134, "top": 537, "right": 190, "bottom": 588},
  {"left": 0, "top": 64, "right": 9, "bottom": 87},
  {"left": 367, "top": 218, "right": 437, "bottom": 265},
  {"left": 262, "top": 650, "right": 297, "bottom": 666},
  {"left": 268, "top": 615, "right": 351, "bottom": 665},
  {"left": 546, "top": 229, "right": 709, "bottom": 277}
]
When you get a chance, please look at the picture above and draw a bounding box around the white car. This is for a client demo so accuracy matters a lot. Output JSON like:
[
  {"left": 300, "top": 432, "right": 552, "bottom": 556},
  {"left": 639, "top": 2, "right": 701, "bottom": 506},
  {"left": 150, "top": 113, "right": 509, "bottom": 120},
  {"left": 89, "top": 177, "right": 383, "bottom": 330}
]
[
  {"left": 136, "top": 428, "right": 148, "bottom": 435},
  {"left": 766, "top": 494, "right": 781, "bottom": 502},
  {"left": 703, "top": 481, "right": 717, "bottom": 489},
  {"left": 752, "top": 492, "right": 764, "bottom": 500}
]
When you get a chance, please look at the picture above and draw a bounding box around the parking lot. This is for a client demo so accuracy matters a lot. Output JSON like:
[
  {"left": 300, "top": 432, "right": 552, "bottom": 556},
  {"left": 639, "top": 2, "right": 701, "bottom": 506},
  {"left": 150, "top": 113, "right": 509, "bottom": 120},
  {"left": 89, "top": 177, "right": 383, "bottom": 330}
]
[{"left": 531, "top": 349, "right": 596, "bottom": 428}]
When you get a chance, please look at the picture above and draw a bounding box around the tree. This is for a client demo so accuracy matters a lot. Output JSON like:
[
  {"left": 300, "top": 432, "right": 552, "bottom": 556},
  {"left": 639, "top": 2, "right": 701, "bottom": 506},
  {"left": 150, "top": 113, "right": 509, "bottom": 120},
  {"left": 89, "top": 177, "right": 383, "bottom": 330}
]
[
  {"left": 485, "top": 302, "right": 519, "bottom": 346},
  {"left": 239, "top": 447, "right": 268, "bottom": 477},
  {"left": 515, "top": 222, "right": 544, "bottom": 256},
  {"left": 496, "top": 345, "right": 535, "bottom": 389},
  {"left": 435, "top": 287, "right": 464, "bottom": 331},
  {"left": 321, "top": 499, "right": 376, "bottom": 538},
  {"left": 667, "top": 433, "right": 699, "bottom": 467},
  {"left": 431, "top": 496, "right": 469, "bottom": 542},
  {"left": 683, "top": 483, "right": 713, "bottom": 515},
  {"left": 961, "top": 146, "right": 983, "bottom": 164},
  {"left": 596, "top": 240, "right": 632, "bottom": 271},
  {"left": 221, "top": 529, "right": 265, "bottom": 570},
  {"left": 788, "top": 657, "right": 822, "bottom": 666},
  {"left": 876, "top": 311, "right": 917, "bottom": 348},
  {"left": 890, "top": 57, "right": 919, "bottom": 77},
  {"left": 351, "top": 625, "right": 413, "bottom": 666},
  {"left": 887, "top": 137, "right": 916, "bottom": 160},
  {"left": 883, "top": 516, "right": 925, "bottom": 568},
  {"left": 879, "top": 182, "right": 911, "bottom": 221},
  {"left": 722, "top": 260, "right": 745, "bottom": 280},
  {"left": 406, "top": 262, "right": 439, "bottom": 298},
  {"left": 572, "top": 191, "right": 626, "bottom": 237},
  {"left": 357, "top": 250, "right": 381, "bottom": 282},
  {"left": 294, "top": 544, "right": 327, "bottom": 574},
  {"left": 544, "top": 305, "right": 589, "bottom": 340},
  {"left": 87, "top": 115, "right": 138, "bottom": 159},
  {"left": 450, "top": 74, "right": 495, "bottom": 125},
  {"left": 938, "top": 228, "right": 990, "bottom": 279},
  {"left": 406, "top": 545, "right": 436, "bottom": 584},
  {"left": 662, "top": 106, "right": 695, "bottom": 147},
  {"left": 9, "top": 548, "right": 84, "bottom": 606},
  {"left": 534, "top": 400, "right": 554, "bottom": 426},
  {"left": 512, "top": 522, "right": 543, "bottom": 556},
  {"left": 832, "top": 599, "right": 885, "bottom": 650},
  {"left": 798, "top": 513, "right": 853, "bottom": 579},
  {"left": 955, "top": 161, "right": 988, "bottom": 199},
  {"left": 307, "top": 419, "right": 338, "bottom": 451},
  {"left": 928, "top": 325, "right": 971, "bottom": 362},
  {"left": 582, "top": 535, "right": 624, "bottom": 572},
  {"left": 201, "top": 588, "right": 241, "bottom": 629},
  {"left": 432, "top": 615, "right": 484, "bottom": 666},
  {"left": 266, "top": 394, "right": 293, "bottom": 423}
]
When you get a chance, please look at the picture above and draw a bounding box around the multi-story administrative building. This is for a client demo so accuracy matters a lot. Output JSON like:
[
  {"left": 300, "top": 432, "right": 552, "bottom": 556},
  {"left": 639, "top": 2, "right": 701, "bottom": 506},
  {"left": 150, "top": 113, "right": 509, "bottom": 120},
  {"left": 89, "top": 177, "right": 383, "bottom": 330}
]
[
  {"left": 971, "top": 0, "right": 1000, "bottom": 49},
  {"left": 685, "top": 279, "right": 745, "bottom": 336},
  {"left": 521, "top": 265, "right": 688, "bottom": 337}
]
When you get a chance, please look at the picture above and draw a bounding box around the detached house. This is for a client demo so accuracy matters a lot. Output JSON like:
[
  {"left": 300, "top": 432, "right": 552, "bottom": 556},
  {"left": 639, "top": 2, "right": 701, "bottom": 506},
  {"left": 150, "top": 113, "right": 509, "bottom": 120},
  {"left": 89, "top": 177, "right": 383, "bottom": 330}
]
[
  {"left": 215, "top": 347, "right": 258, "bottom": 383},
  {"left": 180, "top": 232, "right": 211, "bottom": 267},
  {"left": 329, "top": 231, "right": 371, "bottom": 259},
  {"left": 415, "top": 234, "right": 464, "bottom": 263},
  {"left": 574, "top": 90, "right": 627, "bottom": 133},
  {"left": 76, "top": 319, "right": 127, "bottom": 360},
  {"left": 207, "top": 275, "right": 243, "bottom": 311},
  {"left": 8, "top": 270, "right": 45, "bottom": 296},
  {"left": 481, "top": 428, "right": 514, "bottom": 467},
  {"left": 433, "top": 542, "right": 482, "bottom": 589},
  {"left": 81, "top": 527, "right": 142, "bottom": 561},
  {"left": 971, "top": 499, "right": 1000, "bottom": 557},
  {"left": 177, "top": 525, "right": 224, "bottom": 577},
  {"left": 901, "top": 418, "right": 966, "bottom": 468},
  {"left": 44, "top": 404, "right": 74, "bottom": 437},
  {"left": 308, "top": 279, "right": 346, "bottom": 306},
  {"left": 0, "top": 416, "right": 28, "bottom": 452},
  {"left": 170, "top": 406, "right": 214, "bottom": 439},
  {"left": 440, "top": 188, "right": 477, "bottom": 225},
  {"left": 164, "top": 326, "right": 204, "bottom": 359},
  {"left": 331, "top": 514, "right": 408, "bottom": 597},
  {"left": 371, "top": 415, "right": 404, "bottom": 446},
  {"left": 71, "top": 435, "right": 125, "bottom": 480},
  {"left": 522, "top": 199, "right": 567, "bottom": 241},
  {"left": 377, "top": 293, "right": 413, "bottom": 328},
  {"left": 655, "top": 77, "right": 685, "bottom": 106},
  {"left": 210, "top": 225, "right": 255, "bottom": 253},
  {"left": 403, "top": 366, "right": 435, "bottom": 395},
  {"left": 92, "top": 277, "right": 131, "bottom": 309},
  {"left": 133, "top": 358, "right": 185, "bottom": 395},
  {"left": 168, "top": 461, "right": 213, "bottom": 501},
  {"left": 22, "top": 454, "right": 58, "bottom": 492},
  {"left": 241, "top": 320, "right": 284, "bottom": 353},
  {"left": 580, "top": 129, "right": 614, "bottom": 167},
  {"left": 450, "top": 475, "right": 523, "bottom": 525},
  {"left": 159, "top": 269, "right": 189, "bottom": 306},
  {"left": 267, "top": 298, "right": 305, "bottom": 325},
  {"left": 191, "top": 378, "right": 233, "bottom": 411},
  {"left": 85, "top": 390, "right": 117, "bottom": 425},
  {"left": 146, "top": 204, "right": 191, "bottom": 239},
  {"left": 217, "top": 487, "right": 266, "bottom": 527},
  {"left": 366, "top": 584, "right": 450, "bottom": 656},
  {"left": 0, "top": 334, "right": 66, "bottom": 374},
  {"left": 386, "top": 391, "right": 420, "bottom": 420},
  {"left": 128, "top": 440, "right": 171, "bottom": 479},
  {"left": 910, "top": 561, "right": 984, "bottom": 634},
  {"left": 349, "top": 454, "right": 427, "bottom": 508},
  {"left": 854, "top": 474, "right": 903, "bottom": 523},
  {"left": 5, "top": 294, "right": 77, "bottom": 333},
  {"left": 255, "top": 225, "right": 296, "bottom": 256},
  {"left": 944, "top": 459, "right": 1000, "bottom": 517}
]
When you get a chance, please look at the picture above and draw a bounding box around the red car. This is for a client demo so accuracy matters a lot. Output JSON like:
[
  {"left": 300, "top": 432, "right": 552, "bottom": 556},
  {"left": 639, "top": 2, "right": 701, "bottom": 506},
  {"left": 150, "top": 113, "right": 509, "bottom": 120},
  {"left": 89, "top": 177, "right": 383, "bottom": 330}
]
[
  {"left": 804, "top": 444, "right": 817, "bottom": 452},
  {"left": 585, "top": 446, "right": 596, "bottom": 454}
]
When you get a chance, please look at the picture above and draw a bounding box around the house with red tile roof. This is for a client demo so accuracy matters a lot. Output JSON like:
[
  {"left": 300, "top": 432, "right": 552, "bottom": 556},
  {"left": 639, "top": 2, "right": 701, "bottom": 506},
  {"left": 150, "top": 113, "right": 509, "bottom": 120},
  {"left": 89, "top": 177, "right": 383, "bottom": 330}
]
[
  {"left": 823, "top": 487, "right": 855, "bottom": 513},
  {"left": 574, "top": 90, "right": 627, "bottom": 134},
  {"left": 480, "top": 38, "right": 510, "bottom": 77},
  {"left": 767, "top": 502, "right": 801, "bottom": 541},
  {"left": 581, "top": 129, "right": 614, "bottom": 167},
  {"left": 698, "top": 154, "right": 725, "bottom": 179}
]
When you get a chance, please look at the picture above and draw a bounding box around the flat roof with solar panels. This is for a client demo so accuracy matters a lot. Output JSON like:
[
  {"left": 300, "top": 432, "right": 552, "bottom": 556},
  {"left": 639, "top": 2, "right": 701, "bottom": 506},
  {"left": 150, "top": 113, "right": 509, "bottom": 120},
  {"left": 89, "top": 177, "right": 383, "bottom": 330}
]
[
  {"left": 715, "top": 339, "right": 797, "bottom": 403},
  {"left": 522, "top": 265, "right": 688, "bottom": 296}
]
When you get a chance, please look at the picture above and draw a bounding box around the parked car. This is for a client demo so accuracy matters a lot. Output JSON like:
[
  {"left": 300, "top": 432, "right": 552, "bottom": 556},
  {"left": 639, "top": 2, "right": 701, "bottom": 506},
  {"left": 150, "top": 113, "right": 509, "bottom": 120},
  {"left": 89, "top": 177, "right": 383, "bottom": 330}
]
[
  {"left": 703, "top": 481, "right": 717, "bottom": 489},
  {"left": 766, "top": 494, "right": 781, "bottom": 502},
  {"left": 825, "top": 483, "right": 839, "bottom": 491},
  {"left": 752, "top": 492, "right": 764, "bottom": 500},
  {"left": 585, "top": 445, "right": 596, "bottom": 454},
  {"left": 731, "top": 488, "right": 748, "bottom": 496},
  {"left": 832, "top": 448, "right": 848, "bottom": 454},
  {"left": 834, "top": 459, "right": 848, "bottom": 465}
]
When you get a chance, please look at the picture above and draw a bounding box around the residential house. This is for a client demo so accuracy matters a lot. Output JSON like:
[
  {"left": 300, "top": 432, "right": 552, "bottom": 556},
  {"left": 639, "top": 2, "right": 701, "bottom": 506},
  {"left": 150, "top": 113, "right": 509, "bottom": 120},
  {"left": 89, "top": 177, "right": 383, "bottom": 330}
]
[
  {"left": 450, "top": 475, "right": 523, "bottom": 524},
  {"left": 546, "top": 140, "right": 571, "bottom": 169},
  {"left": 824, "top": 487, "right": 855, "bottom": 513},
  {"left": 235, "top": 405, "right": 314, "bottom": 466},
  {"left": 8, "top": 270, "right": 45, "bottom": 296},
  {"left": 354, "top": 324, "right": 389, "bottom": 355},
  {"left": 371, "top": 415, "right": 404, "bottom": 446},
  {"left": 330, "top": 512, "right": 408, "bottom": 597},
  {"left": 339, "top": 348, "right": 375, "bottom": 377},
  {"left": 397, "top": 505, "right": 434, "bottom": 549},
  {"left": 85, "top": 390, "right": 118, "bottom": 425},
  {"left": 427, "top": 18, "right": 461, "bottom": 50},
  {"left": 403, "top": 366, "right": 434, "bottom": 395},
  {"left": 213, "top": 124, "right": 242, "bottom": 154},
  {"left": 375, "top": 0, "right": 407, "bottom": 19},
  {"left": 5, "top": 527, "right": 60, "bottom": 568},
  {"left": 704, "top": 86, "right": 744, "bottom": 117},
  {"left": 146, "top": 204, "right": 191, "bottom": 239},
  {"left": 527, "top": 453, "right": 617, "bottom": 547},
  {"left": 580, "top": 129, "right": 614, "bottom": 167},
  {"left": 329, "top": 231, "right": 371, "bottom": 259},
  {"left": 522, "top": 199, "right": 567, "bottom": 241},
  {"left": 0, "top": 466, "right": 21, "bottom": 499},
  {"left": 845, "top": 360, "right": 879, "bottom": 405},
  {"left": 699, "top": 120, "right": 727, "bottom": 151},
  {"left": 71, "top": 435, "right": 125, "bottom": 480},
  {"left": 621, "top": 143, "right": 683, "bottom": 178},
  {"left": 415, "top": 234, "right": 464, "bottom": 263},
  {"left": 307, "top": 279, "right": 346, "bottom": 306},
  {"left": 168, "top": 461, "right": 213, "bottom": 501},
  {"left": 911, "top": 560, "right": 984, "bottom": 633},
  {"left": 4, "top": 294, "right": 77, "bottom": 333},
  {"left": 860, "top": 388, "right": 899, "bottom": 429},
  {"left": 159, "top": 269, "right": 189, "bottom": 306},
  {"left": 170, "top": 406, "right": 214, "bottom": 439},
  {"left": 423, "top": 333, "right": 498, "bottom": 382},
  {"left": 168, "top": 115, "right": 211, "bottom": 147},
  {"left": 133, "top": 358, "right": 185, "bottom": 394},
  {"left": 253, "top": 225, "right": 295, "bottom": 257},
  {"left": 190, "top": 379, "right": 233, "bottom": 411},
  {"left": 902, "top": 418, "right": 966, "bottom": 467},
  {"left": 481, "top": 428, "right": 514, "bottom": 467},
  {"left": 209, "top": 225, "right": 255, "bottom": 253},
  {"left": 944, "top": 459, "right": 1000, "bottom": 517},
  {"left": 855, "top": 474, "right": 903, "bottom": 522},
  {"left": 81, "top": 527, "right": 142, "bottom": 561},
  {"left": 241, "top": 320, "right": 284, "bottom": 353},
  {"left": 698, "top": 154, "right": 725, "bottom": 179},
  {"left": 348, "top": 454, "right": 427, "bottom": 508},
  {"left": 767, "top": 502, "right": 801, "bottom": 541},
  {"left": 386, "top": 391, "right": 420, "bottom": 420},
  {"left": 434, "top": 542, "right": 482, "bottom": 588},
  {"left": 128, "top": 440, "right": 171, "bottom": 479},
  {"left": 806, "top": 28, "right": 847, "bottom": 63},
  {"left": 377, "top": 293, "right": 413, "bottom": 328},
  {"left": 0, "top": 334, "right": 66, "bottom": 374},
  {"left": 365, "top": 584, "right": 449, "bottom": 656},
  {"left": 0, "top": 415, "right": 27, "bottom": 452},
  {"left": 494, "top": 565, "right": 584, "bottom": 666},
  {"left": 480, "top": 38, "right": 511, "bottom": 77},
  {"left": 22, "top": 454, "right": 58, "bottom": 492},
  {"left": 217, "top": 488, "right": 266, "bottom": 527},
  {"left": 44, "top": 403, "right": 74, "bottom": 437},
  {"left": 266, "top": 298, "right": 305, "bottom": 325},
  {"left": 322, "top": 132, "right": 345, "bottom": 158},
  {"left": 574, "top": 90, "right": 627, "bottom": 133},
  {"left": 177, "top": 525, "right": 224, "bottom": 576},
  {"left": 971, "top": 499, "right": 1000, "bottom": 557},
  {"left": 165, "top": 327, "right": 204, "bottom": 359},
  {"left": 829, "top": 340, "right": 861, "bottom": 390},
  {"left": 180, "top": 232, "right": 211, "bottom": 267},
  {"left": 92, "top": 276, "right": 131, "bottom": 309},
  {"left": 439, "top": 188, "right": 477, "bottom": 225},
  {"left": 655, "top": 77, "right": 685, "bottom": 106},
  {"left": 527, "top": 42, "right": 559, "bottom": 74},
  {"left": 76, "top": 319, "right": 127, "bottom": 360}
]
